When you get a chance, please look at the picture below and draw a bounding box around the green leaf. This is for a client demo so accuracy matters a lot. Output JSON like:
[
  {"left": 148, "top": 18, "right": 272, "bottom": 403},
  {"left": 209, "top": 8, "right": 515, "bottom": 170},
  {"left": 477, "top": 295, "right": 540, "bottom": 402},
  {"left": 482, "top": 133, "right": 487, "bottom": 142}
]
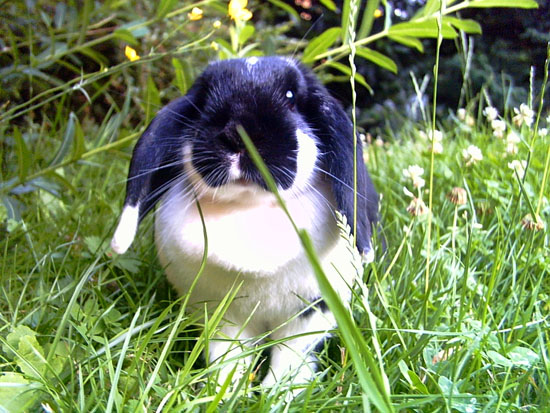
[
  {"left": 356, "top": 47, "right": 397, "bottom": 73},
  {"left": 13, "top": 127, "right": 31, "bottom": 182},
  {"left": 156, "top": 0, "right": 178, "bottom": 18},
  {"left": 144, "top": 76, "right": 161, "bottom": 125},
  {"left": 53, "top": 3, "right": 66, "bottom": 28},
  {"left": 79, "top": 46, "right": 109, "bottom": 66},
  {"left": 320, "top": 0, "right": 338, "bottom": 11},
  {"left": 113, "top": 28, "right": 139, "bottom": 46},
  {"left": 508, "top": 346, "right": 540, "bottom": 367},
  {"left": 84, "top": 235, "right": 108, "bottom": 254},
  {"left": 357, "top": 0, "right": 380, "bottom": 39},
  {"left": 1, "top": 196, "right": 22, "bottom": 221},
  {"left": 302, "top": 27, "right": 341, "bottom": 63},
  {"left": 238, "top": 24, "right": 255, "bottom": 46},
  {"left": 0, "top": 372, "right": 42, "bottom": 413},
  {"left": 119, "top": 19, "right": 150, "bottom": 38},
  {"left": 443, "top": 17, "right": 482, "bottom": 34},
  {"left": 487, "top": 350, "right": 512, "bottom": 367},
  {"left": 172, "top": 58, "right": 193, "bottom": 95},
  {"left": 389, "top": 35, "right": 424, "bottom": 52},
  {"left": 114, "top": 254, "right": 142, "bottom": 274},
  {"left": 341, "top": 0, "right": 351, "bottom": 44},
  {"left": 267, "top": 0, "right": 300, "bottom": 20},
  {"left": 3, "top": 325, "right": 47, "bottom": 379},
  {"left": 407, "top": 369, "right": 429, "bottom": 394},
  {"left": 50, "top": 112, "right": 76, "bottom": 166},
  {"left": 3, "top": 325, "right": 37, "bottom": 357},
  {"left": 388, "top": 19, "right": 458, "bottom": 39},
  {"left": 17, "top": 334, "right": 47, "bottom": 379},
  {"left": 72, "top": 114, "right": 86, "bottom": 159},
  {"left": 469, "top": 0, "right": 538, "bottom": 7},
  {"left": 325, "top": 61, "right": 373, "bottom": 94},
  {"left": 413, "top": 0, "right": 442, "bottom": 19}
]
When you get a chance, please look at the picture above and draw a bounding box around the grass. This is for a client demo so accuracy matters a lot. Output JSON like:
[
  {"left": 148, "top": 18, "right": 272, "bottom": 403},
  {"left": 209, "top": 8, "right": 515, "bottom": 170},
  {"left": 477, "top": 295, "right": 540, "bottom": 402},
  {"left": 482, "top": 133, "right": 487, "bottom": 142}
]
[{"left": 1, "top": 1, "right": 550, "bottom": 412}]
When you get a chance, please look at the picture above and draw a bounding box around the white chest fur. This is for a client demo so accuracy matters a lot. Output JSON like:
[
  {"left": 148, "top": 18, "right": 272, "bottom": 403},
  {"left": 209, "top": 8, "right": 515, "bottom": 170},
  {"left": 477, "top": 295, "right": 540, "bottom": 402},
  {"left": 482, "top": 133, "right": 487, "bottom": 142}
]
[{"left": 154, "top": 180, "right": 360, "bottom": 328}]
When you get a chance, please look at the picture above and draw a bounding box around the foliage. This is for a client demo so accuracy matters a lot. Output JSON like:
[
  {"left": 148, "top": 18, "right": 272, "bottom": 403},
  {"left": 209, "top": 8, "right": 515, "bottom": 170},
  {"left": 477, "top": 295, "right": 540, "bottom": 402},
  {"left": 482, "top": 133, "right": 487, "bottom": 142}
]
[{"left": 1, "top": 0, "right": 549, "bottom": 411}]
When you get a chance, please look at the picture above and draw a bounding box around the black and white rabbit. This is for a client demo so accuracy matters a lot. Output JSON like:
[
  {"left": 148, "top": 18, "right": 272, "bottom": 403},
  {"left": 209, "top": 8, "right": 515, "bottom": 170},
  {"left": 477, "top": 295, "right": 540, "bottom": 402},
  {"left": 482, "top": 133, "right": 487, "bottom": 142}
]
[{"left": 111, "top": 56, "right": 379, "bottom": 388}]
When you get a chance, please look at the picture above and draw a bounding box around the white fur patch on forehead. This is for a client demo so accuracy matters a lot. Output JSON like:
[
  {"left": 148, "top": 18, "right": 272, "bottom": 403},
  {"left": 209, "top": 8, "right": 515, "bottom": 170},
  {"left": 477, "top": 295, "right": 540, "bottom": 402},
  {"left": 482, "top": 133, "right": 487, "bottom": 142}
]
[
  {"left": 283, "top": 57, "right": 298, "bottom": 68},
  {"left": 246, "top": 57, "right": 259, "bottom": 70},
  {"left": 111, "top": 204, "right": 139, "bottom": 254},
  {"left": 289, "top": 128, "right": 318, "bottom": 193}
]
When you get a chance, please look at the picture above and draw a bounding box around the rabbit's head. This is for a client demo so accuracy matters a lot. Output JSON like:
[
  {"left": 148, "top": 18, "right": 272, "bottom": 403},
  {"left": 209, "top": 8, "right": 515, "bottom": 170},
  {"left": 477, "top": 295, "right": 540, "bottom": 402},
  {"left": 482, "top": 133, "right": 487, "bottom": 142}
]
[{"left": 111, "top": 56, "right": 378, "bottom": 255}]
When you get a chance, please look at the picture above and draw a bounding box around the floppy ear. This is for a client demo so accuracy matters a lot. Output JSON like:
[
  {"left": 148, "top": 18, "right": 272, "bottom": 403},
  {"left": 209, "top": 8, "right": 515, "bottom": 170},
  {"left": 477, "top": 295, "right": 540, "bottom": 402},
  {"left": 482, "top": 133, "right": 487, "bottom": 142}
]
[
  {"left": 111, "top": 85, "right": 202, "bottom": 254},
  {"left": 300, "top": 71, "right": 379, "bottom": 256}
]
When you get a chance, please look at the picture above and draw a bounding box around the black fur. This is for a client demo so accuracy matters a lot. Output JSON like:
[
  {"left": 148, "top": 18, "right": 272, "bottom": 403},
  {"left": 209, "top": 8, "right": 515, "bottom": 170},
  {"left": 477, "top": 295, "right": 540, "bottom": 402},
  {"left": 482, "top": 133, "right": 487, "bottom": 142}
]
[
  {"left": 121, "top": 56, "right": 379, "bottom": 252},
  {"left": 300, "top": 297, "right": 329, "bottom": 318}
]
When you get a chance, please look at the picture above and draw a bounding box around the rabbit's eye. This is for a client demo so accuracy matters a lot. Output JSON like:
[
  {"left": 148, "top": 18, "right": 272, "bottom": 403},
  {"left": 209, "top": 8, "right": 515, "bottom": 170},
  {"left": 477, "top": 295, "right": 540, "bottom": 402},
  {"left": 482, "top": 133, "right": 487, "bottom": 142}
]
[{"left": 285, "top": 90, "right": 296, "bottom": 108}]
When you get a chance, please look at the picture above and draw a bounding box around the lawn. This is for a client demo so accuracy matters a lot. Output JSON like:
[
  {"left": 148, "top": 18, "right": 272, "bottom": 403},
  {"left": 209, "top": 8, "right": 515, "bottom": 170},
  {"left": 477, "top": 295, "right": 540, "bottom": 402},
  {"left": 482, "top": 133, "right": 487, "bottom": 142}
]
[{"left": 1, "top": 1, "right": 549, "bottom": 411}]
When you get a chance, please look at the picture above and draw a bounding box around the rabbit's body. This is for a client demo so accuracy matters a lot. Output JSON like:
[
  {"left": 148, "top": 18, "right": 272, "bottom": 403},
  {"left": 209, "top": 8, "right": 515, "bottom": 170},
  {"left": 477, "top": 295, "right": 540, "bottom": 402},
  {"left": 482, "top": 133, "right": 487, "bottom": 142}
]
[
  {"left": 112, "top": 56, "right": 379, "bottom": 389},
  {"left": 156, "top": 172, "right": 358, "bottom": 316}
]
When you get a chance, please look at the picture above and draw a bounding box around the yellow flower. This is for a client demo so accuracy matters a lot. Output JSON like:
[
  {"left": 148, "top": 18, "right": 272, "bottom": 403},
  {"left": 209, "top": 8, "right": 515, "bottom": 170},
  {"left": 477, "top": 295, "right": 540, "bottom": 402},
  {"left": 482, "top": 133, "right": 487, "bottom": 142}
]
[
  {"left": 188, "top": 7, "right": 204, "bottom": 21},
  {"left": 124, "top": 45, "right": 140, "bottom": 62},
  {"left": 373, "top": 9, "right": 383, "bottom": 18},
  {"left": 228, "top": 0, "right": 253, "bottom": 21},
  {"left": 213, "top": 20, "right": 222, "bottom": 29}
]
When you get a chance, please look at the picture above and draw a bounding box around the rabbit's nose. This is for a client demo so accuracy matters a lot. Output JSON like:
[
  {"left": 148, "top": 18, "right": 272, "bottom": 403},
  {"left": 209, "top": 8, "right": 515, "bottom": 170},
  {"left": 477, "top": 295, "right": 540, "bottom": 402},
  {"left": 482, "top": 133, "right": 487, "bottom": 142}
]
[{"left": 216, "top": 129, "right": 245, "bottom": 154}]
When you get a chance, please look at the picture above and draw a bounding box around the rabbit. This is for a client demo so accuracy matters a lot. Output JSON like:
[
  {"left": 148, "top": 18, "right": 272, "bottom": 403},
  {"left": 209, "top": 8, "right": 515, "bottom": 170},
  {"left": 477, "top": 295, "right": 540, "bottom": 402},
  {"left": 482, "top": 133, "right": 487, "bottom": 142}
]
[{"left": 111, "top": 56, "right": 379, "bottom": 390}]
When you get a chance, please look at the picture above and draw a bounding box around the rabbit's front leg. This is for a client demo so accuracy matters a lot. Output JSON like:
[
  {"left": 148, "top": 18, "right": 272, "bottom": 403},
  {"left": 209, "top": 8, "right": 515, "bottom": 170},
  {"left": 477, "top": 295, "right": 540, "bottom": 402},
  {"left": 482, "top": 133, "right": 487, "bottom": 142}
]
[
  {"left": 262, "top": 305, "right": 335, "bottom": 388},
  {"left": 209, "top": 324, "right": 256, "bottom": 388}
]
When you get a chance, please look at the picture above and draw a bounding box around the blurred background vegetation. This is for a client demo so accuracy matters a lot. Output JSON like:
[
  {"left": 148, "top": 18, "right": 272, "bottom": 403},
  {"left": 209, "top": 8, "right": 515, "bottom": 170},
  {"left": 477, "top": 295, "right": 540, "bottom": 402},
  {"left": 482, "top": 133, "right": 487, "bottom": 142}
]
[{"left": 2, "top": 0, "right": 548, "bottom": 129}]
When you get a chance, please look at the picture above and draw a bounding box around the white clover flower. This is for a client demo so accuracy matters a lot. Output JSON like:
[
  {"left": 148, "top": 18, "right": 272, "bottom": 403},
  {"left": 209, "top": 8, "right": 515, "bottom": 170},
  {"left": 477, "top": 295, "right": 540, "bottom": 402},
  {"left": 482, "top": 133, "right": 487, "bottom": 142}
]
[
  {"left": 505, "top": 131, "right": 521, "bottom": 155},
  {"left": 491, "top": 119, "right": 506, "bottom": 138},
  {"left": 462, "top": 145, "right": 483, "bottom": 166},
  {"left": 513, "top": 103, "right": 534, "bottom": 127},
  {"left": 432, "top": 142, "right": 443, "bottom": 154},
  {"left": 457, "top": 108, "right": 467, "bottom": 121},
  {"left": 508, "top": 160, "right": 527, "bottom": 179},
  {"left": 426, "top": 130, "right": 443, "bottom": 154},
  {"left": 506, "top": 142, "right": 519, "bottom": 155},
  {"left": 506, "top": 131, "right": 521, "bottom": 144},
  {"left": 403, "top": 165, "right": 425, "bottom": 189},
  {"left": 539, "top": 128, "right": 548, "bottom": 137},
  {"left": 483, "top": 106, "right": 498, "bottom": 121}
]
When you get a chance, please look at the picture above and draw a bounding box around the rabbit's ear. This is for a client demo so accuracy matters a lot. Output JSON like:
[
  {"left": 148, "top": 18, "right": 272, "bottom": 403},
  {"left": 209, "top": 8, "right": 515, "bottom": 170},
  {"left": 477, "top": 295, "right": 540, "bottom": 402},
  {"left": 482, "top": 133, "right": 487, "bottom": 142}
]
[
  {"left": 300, "top": 73, "right": 378, "bottom": 256},
  {"left": 111, "top": 86, "right": 202, "bottom": 254}
]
